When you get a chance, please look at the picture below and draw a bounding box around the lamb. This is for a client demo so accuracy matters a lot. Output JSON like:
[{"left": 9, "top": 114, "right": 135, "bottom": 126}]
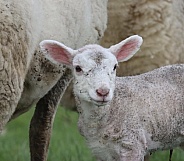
[
  {"left": 0, "top": 0, "right": 108, "bottom": 160},
  {"left": 40, "top": 35, "right": 184, "bottom": 161}
]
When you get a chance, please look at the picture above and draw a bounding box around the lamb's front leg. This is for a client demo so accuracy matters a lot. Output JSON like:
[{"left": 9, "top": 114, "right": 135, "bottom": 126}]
[
  {"left": 119, "top": 142, "right": 145, "bottom": 161},
  {"left": 120, "top": 150, "right": 144, "bottom": 161}
]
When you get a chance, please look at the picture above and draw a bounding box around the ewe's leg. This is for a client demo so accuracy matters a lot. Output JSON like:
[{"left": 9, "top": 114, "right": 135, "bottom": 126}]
[{"left": 29, "top": 68, "right": 72, "bottom": 161}]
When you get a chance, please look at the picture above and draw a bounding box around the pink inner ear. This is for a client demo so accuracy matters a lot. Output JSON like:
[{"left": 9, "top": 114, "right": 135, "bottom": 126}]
[
  {"left": 45, "top": 44, "right": 71, "bottom": 65},
  {"left": 117, "top": 39, "right": 139, "bottom": 60}
]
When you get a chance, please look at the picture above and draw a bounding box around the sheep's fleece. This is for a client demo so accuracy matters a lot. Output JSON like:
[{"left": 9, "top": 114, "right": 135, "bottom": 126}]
[
  {"left": 101, "top": 0, "right": 184, "bottom": 76},
  {"left": 0, "top": 0, "right": 108, "bottom": 130},
  {"left": 39, "top": 36, "right": 184, "bottom": 161}
]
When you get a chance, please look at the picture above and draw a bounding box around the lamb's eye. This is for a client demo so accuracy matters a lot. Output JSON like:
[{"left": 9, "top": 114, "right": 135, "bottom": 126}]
[
  {"left": 113, "top": 64, "right": 117, "bottom": 71},
  {"left": 75, "top": 65, "right": 82, "bottom": 72}
]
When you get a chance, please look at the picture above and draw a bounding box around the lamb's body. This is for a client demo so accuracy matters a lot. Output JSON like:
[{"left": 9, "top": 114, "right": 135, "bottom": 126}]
[{"left": 77, "top": 64, "right": 184, "bottom": 161}]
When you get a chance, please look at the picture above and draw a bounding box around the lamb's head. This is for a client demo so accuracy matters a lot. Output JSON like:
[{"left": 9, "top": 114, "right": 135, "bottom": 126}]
[{"left": 40, "top": 35, "right": 143, "bottom": 106}]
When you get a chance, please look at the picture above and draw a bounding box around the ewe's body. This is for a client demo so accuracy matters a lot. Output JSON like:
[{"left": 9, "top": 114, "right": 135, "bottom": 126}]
[
  {"left": 0, "top": 0, "right": 42, "bottom": 128},
  {"left": 101, "top": 0, "right": 184, "bottom": 76},
  {"left": 40, "top": 35, "right": 184, "bottom": 161},
  {"left": 0, "top": 0, "right": 108, "bottom": 127}
]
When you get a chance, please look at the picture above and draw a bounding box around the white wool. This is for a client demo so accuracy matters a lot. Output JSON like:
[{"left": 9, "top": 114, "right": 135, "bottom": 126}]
[{"left": 101, "top": 0, "right": 184, "bottom": 76}]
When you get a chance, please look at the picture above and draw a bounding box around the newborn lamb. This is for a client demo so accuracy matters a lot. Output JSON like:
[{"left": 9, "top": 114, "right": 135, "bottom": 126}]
[{"left": 40, "top": 35, "right": 184, "bottom": 161}]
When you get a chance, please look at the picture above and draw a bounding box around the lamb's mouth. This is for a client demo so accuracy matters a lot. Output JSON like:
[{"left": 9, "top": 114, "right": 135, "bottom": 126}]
[{"left": 90, "top": 98, "right": 109, "bottom": 106}]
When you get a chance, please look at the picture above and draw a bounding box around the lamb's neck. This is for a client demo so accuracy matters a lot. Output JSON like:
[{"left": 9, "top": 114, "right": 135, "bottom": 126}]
[{"left": 76, "top": 97, "right": 109, "bottom": 125}]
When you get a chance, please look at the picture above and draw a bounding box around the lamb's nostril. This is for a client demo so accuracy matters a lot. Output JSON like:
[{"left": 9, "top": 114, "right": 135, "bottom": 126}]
[{"left": 96, "top": 88, "right": 110, "bottom": 97}]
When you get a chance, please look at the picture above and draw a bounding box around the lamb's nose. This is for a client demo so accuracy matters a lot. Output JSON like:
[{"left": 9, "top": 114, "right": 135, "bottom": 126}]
[{"left": 96, "top": 88, "right": 110, "bottom": 97}]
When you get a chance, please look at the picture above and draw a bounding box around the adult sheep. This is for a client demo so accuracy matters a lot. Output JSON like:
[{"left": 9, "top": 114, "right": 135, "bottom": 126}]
[
  {"left": 101, "top": 0, "right": 184, "bottom": 76},
  {"left": 0, "top": 0, "right": 108, "bottom": 160}
]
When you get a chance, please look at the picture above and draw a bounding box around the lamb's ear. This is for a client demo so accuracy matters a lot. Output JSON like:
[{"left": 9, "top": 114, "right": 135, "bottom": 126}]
[
  {"left": 109, "top": 35, "right": 143, "bottom": 62},
  {"left": 39, "top": 40, "right": 75, "bottom": 66}
]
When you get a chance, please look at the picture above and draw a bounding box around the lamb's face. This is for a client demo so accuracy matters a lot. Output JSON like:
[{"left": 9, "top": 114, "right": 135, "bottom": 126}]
[
  {"left": 39, "top": 35, "right": 143, "bottom": 106},
  {"left": 72, "top": 46, "right": 118, "bottom": 106}
]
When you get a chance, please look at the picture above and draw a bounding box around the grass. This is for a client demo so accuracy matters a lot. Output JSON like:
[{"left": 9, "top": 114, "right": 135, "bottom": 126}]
[{"left": 0, "top": 107, "right": 183, "bottom": 161}]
